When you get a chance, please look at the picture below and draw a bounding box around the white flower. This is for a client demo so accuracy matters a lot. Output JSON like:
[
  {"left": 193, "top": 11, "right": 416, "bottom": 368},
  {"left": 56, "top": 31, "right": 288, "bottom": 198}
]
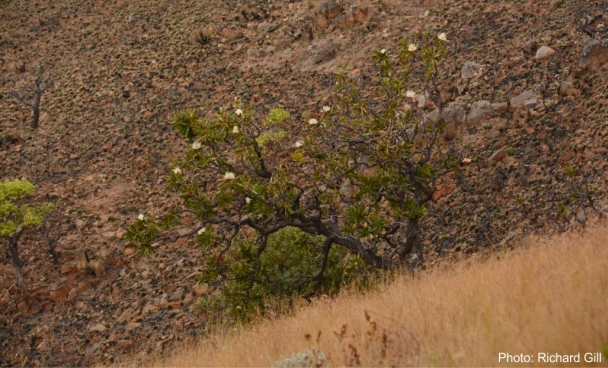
[
  {"left": 438, "top": 33, "right": 447, "bottom": 41},
  {"left": 235, "top": 109, "right": 243, "bottom": 116},
  {"left": 423, "top": 10, "right": 430, "bottom": 17},
  {"left": 308, "top": 118, "right": 318, "bottom": 125},
  {"left": 322, "top": 106, "right": 331, "bottom": 112},
  {"left": 224, "top": 172, "right": 236, "bottom": 180},
  {"left": 192, "top": 141, "right": 202, "bottom": 150},
  {"left": 232, "top": 125, "right": 239, "bottom": 134},
  {"left": 245, "top": 197, "right": 251, "bottom": 204},
  {"left": 295, "top": 140, "right": 304, "bottom": 148},
  {"left": 173, "top": 167, "right": 182, "bottom": 174},
  {"left": 408, "top": 43, "right": 417, "bottom": 52},
  {"left": 197, "top": 227, "right": 206, "bottom": 235},
  {"left": 406, "top": 90, "right": 416, "bottom": 99},
  {"left": 380, "top": 49, "right": 386, "bottom": 54},
  {"left": 138, "top": 214, "right": 145, "bottom": 220}
]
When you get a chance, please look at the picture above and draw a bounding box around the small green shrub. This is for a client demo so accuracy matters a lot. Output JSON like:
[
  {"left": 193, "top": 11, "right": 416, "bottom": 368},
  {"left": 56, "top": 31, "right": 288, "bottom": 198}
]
[
  {"left": 197, "top": 226, "right": 376, "bottom": 324},
  {"left": 0, "top": 179, "right": 53, "bottom": 290}
]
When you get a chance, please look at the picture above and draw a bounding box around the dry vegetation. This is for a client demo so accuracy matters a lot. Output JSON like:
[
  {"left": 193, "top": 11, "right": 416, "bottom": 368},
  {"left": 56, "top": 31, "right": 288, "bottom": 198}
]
[{"left": 153, "top": 223, "right": 608, "bottom": 367}]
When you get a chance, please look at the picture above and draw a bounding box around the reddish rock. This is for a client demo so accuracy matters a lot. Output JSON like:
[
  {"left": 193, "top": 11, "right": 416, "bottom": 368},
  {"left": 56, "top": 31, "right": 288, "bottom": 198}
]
[
  {"left": 579, "top": 38, "right": 608, "bottom": 70},
  {"left": 432, "top": 184, "right": 457, "bottom": 201},
  {"left": 490, "top": 147, "right": 507, "bottom": 162},
  {"left": 49, "top": 284, "right": 70, "bottom": 302}
]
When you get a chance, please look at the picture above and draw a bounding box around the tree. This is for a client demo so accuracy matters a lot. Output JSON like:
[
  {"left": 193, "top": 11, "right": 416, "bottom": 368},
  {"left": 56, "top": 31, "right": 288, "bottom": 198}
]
[
  {"left": 0, "top": 179, "right": 53, "bottom": 291},
  {"left": 6, "top": 64, "right": 54, "bottom": 129},
  {"left": 126, "top": 32, "right": 459, "bottom": 317}
]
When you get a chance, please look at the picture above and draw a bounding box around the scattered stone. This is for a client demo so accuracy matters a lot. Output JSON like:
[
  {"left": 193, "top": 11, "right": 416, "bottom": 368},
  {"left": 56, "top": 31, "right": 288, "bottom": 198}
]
[
  {"left": 318, "top": 2, "right": 343, "bottom": 27},
  {"left": 6, "top": 300, "right": 16, "bottom": 314},
  {"left": 428, "top": 103, "right": 467, "bottom": 125},
  {"left": 169, "top": 289, "right": 184, "bottom": 302},
  {"left": 510, "top": 90, "right": 538, "bottom": 110},
  {"left": 535, "top": 46, "right": 556, "bottom": 60},
  {"left": 117, "top": 308, "right": 132, "bottom": 324},
  {"left": 339, "top": 179, "right": 352, "bottom": 198},
  {"left": 257, "top": 23, "right": 278, "bottom": 33},
  {"left": 521, "top": 40, "right": 537, "bottom": 54},
  {"left": 125, "top": 322, "right": 141, "bottom": 331},
  {"left": 50, "top": 284, "right": 70, "bottom": 302},
  {"left": 117, "top": 339, "right": 134, "bottom": 349},
  {"left": 157, "top": 295, "right": 169, "bottom": 309},
  {"left": 576, "top": 210, "right": 586, "bottom": 222},
  {"left": 579, "top": 38, "right": 608, "bottom": 70},
  {"left": 90, "top": 323, "right": 107, "bottom": 333},
  {"left": 297, "top": 39, "right": 340, "bottom": 66},
  {"left": 432, "top": 184, "right": 457, "bottom": 201},
  {"left": 283, "top": 48, "right": 292, "bottom": 57},
  {"left": 415, "top": 93, "right": 426, "bottom": 108},
  {"left": 182, "top": 293, "right": 194, "bottom": 305},
  {"left": 85, "top": 342, "right": 102, "bottom": 360},
  {"left": 522, "top": 98, "right": 538, "bottom": 110},
  {"left": 61, "top": 262, "right": 77, "bottom": 274},
  {"left": 461, "top": 61, "right": 482, "bottom": 79},
  {"left": 559, "top": 81, "right": 578, "bottom": 96},
  {"left": 265, "top": 45, "right": 276, "bottom": 56},
  {"left": 491, "top": 102, "right": 509, "bottom": 113},
  {"left": 143, "top": 303, "right": 159, "bottom": 314},
  {"left": 192, "top": 283, "right": 210, "bottom": 296},
  {"left": 467, "top": 100, "right": 493, "bottom": 126},
  {"left": 461, "top": 158, "right": 472, "bottom": 165},
  {"left": 490, "top": 147, "right": 507, "bottom": 162}
]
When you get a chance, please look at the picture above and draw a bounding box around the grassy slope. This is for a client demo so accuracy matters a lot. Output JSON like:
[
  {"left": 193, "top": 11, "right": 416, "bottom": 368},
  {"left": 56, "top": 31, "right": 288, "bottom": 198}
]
[{"left": 156, "top": 223, "right": 608, "bottom": 367}]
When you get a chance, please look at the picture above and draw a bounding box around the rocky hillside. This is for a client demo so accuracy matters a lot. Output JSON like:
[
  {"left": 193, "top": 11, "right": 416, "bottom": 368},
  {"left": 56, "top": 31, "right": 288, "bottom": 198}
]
[{"left": 1, "top": 0, "right": 607, "bottom": 365}]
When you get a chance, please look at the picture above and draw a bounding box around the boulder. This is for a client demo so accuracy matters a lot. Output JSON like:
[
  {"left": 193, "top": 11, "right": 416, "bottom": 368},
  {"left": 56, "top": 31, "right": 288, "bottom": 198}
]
[
  {"left": 579, "top": 38, "right": 608, "bottom": 70},
  {"left": 461, "top": 61, "right": 482, "bottom": 79},
  {"left": 318, "top": 2, "right": 343, "bottom": 27},
  {"left": 535, "top": 46, "right": 556, "bottom": 60},
  {"left": 468, "top": 100, "right": 493, "bottom": 126}
]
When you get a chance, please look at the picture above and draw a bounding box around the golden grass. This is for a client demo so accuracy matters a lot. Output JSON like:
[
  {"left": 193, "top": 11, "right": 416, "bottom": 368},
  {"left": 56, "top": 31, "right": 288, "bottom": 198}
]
[{"left": 153, "top": 224, "right": 608, "bottom": 367}]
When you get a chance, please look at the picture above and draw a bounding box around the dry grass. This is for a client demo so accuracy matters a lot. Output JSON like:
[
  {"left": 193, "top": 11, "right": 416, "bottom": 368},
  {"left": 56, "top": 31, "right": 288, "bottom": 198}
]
[{"left": 152, "top": 224, "right": 608, "bottom": 367}]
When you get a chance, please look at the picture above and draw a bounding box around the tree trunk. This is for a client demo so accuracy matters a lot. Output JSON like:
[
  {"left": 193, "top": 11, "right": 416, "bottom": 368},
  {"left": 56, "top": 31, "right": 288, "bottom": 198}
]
[
  {"left": 8, "top": 231, "right": 26, "bottom": 291},
  {"left": 49, "top": 246, "right": 59, "bottom": 265},
  {"left": 31, "top": 92, "right": 41, "bottom": 129},
  {"left": 398, "top": 218, "right": 423, "bottom": 271}
]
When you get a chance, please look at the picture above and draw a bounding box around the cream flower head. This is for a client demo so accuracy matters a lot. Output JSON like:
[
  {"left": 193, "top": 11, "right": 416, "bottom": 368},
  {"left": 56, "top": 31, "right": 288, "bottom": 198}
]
[
  {"left": 245, "top": 197, "right": 251, "bottom": 204},
  {"left": 138, "top": 214, "right": 145, "bottom": 220},
  {"left": 235, "top": 109, "right": 243, "bottom": 116},
  {"left": 406, "top": 90, "right": 416, "bottom": 99},
  {"left": 322, "top": 106, "right": 331, "bottom": 112},
  {"left": 224, "top": 172, "right": 236, "bottom": 180},
  {"left": 380, "top": 49, "right": 387, "bottom": 54},
  {"left": 173, "top": 167, "right": 182, "bottom": 174},
  {"left": 295, "top": 140, "right": 304, "bottom": 148},
  {"left": 197, "top": 227, "right": 206, "bottom": 235},
  {"left": 232, "top": 125, "right": 239, "bottom": 134},
  {"left": 408, "top": 44, "right": 417, "bottom": 52},
  {"left": 192, "top": 141, "right": 202, "bottom": 150},
  {"left": 438, "top": 33, "right": 447, "bottom": 41},
  {"left": 308, "top": 118, "right": 319, "bottom": 125}
]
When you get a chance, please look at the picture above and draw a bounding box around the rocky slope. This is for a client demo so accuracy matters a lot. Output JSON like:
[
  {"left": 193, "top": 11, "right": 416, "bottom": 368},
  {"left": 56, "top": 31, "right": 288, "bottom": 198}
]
[{"left": 1, "top": 0, "right": 608, "bottom": 365}]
